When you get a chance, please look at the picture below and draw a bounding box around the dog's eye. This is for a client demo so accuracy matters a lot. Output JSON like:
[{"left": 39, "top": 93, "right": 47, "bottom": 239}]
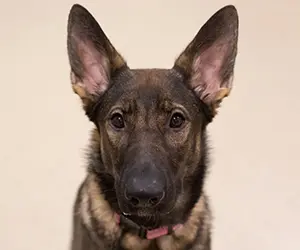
[
  {"left": 110, "top": 113, "right": 125, "bottom": 129},
  {"left": 169, "top": 113, "right": 185, "bottom": 129}
]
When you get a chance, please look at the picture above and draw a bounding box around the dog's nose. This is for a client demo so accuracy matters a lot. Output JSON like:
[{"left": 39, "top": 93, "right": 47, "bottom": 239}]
[
  {"left": 124, "top": 168, "right": 166, "bottom": 208},
  {"left": 125, "top": 180, "right": 165, "bottom": 207}
]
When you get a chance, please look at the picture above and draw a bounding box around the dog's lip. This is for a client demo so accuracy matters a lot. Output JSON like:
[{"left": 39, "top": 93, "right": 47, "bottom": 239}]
[
  {"left": 122, "top": 211, "right": 132, "bottom": 216},
  {"left": 121, "top": 210, "right": 151, "bottom": 218},
  {"left": 123, "top": 212, "right": 161, "bottom": 228}
]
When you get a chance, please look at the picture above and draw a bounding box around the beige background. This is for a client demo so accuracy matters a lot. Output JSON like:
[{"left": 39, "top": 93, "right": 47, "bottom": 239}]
[{"left": 0, "top": 0, "right": 299, "bottom": 249}]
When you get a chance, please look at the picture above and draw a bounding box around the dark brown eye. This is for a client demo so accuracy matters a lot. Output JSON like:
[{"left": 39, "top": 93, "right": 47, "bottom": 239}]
[
  {"left": 169, "top": 112, "right": 185, "bottom": 128},
  {"left": 111, "top": 113, "right": 125, "bottom": 129}
]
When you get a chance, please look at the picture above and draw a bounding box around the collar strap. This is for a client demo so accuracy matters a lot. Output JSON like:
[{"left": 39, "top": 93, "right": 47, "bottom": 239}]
[{"left": 115, "top": 213, "right": 182, "bottom": 240}]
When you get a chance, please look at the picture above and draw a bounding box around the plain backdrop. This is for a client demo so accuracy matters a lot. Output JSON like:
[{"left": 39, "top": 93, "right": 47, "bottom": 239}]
[{"left": 0, "top": 0, "right": 299, "bottom": 249}]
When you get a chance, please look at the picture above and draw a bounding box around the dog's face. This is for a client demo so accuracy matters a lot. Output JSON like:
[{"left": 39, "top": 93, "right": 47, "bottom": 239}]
[{"left": 67, "top": 5, "right": 238, "bottom": 228}]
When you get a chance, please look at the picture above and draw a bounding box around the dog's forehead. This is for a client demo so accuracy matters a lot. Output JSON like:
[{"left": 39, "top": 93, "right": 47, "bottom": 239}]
[
  {"left": 131, "top": 69, "right": 170, "bottom": 85},
  {"left": 131, "top": 69, "right": 172, "bottom": 103},
  {"left": 119, "top": 68, "right": 196, "bottom": 107},
  {"left": 102, "top": 68, "right": 200, "bottom": 116}
]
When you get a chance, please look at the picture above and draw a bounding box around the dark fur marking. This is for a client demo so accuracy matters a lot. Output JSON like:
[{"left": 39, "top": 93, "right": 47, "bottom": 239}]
[{"left": 67, "top": 4, "right": 239, "bottom": 250}]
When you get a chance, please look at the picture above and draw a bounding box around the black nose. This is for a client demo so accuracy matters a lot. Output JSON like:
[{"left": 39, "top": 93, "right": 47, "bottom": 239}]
[{"left": 124, "top": 168, "right": 166, "bottom": 208}]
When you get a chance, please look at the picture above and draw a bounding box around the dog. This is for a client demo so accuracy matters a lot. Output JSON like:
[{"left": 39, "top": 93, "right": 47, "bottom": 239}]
[{"left": 67, "top": 3, "right": 239, "bottom": 250}]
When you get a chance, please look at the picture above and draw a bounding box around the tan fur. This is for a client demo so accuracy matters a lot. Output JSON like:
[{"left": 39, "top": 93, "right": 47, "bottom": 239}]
[
  {"left": 77, "top": 175, "right": 211, "bottom": 250},
  {"left": 72, "top": 84, "right": 87, "bottom": 99},
  {"left": 79, "top": 184, "right": 91, "bottom": 227},
  {"left": 110, "top": 51, "right": 127, "bottom": 72},
  {"left": 157, "top": 196, "right": 210, "bottom": 250},
  {"left": 68, "top": 4, "right": 238, "bottom": 250},
  {"left": 121, "top": 233, "right": 151, "bottom": 250},
  {"left": 71, "top": 73, "right": 91, "bottom": 109},
  {"left": 90, "top": 128, "right": 101, "bottom": 149},
  {"left": 212, "top": 86, "right": 232, "bottom": 116},
  {"left": 81, "top": 174, "right": 121, "bottom": 242}
]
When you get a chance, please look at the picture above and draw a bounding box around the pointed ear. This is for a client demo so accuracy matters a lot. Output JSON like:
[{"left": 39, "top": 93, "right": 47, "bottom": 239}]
[
  {"left": 173, "top": 5, "right": 239, "bottom": 116},
  {"left": 67, "top": 4, "right": 127, "bottom": 110}
]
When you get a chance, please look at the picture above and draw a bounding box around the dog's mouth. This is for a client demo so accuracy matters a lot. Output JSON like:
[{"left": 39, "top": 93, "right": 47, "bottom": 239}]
[
  {"left": 121, "top": 212, "right": 161, "bottom": 229},
  {"left": 119, "top": 204, "right": 179, "bottom": 230}
]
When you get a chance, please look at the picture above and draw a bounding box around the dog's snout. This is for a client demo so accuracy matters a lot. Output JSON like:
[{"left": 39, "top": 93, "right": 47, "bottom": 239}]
[
  {"left": 125, "top": 184, "right": 165, "bottom": 207},
  {"left": 124, "top": 168, "right": 166, "bottom": 208}
]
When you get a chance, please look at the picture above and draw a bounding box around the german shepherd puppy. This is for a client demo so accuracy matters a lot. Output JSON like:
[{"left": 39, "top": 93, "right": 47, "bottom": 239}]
[{"left": 67, "top": 3, "right": 239, "bottom": 250}]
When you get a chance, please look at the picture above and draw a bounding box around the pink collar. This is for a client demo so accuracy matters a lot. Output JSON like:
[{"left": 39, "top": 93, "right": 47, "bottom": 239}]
[{"left": 115, "top": 213, "right": 182, "bottom": 240}]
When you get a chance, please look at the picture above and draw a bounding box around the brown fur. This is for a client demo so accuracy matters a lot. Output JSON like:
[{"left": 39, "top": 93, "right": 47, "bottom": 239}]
[
  {"left": 72, "top": 171, "right": 211, "bottom": 250},
  {"left": 67, "top": 4, "right": 239, "bottom": 250}
]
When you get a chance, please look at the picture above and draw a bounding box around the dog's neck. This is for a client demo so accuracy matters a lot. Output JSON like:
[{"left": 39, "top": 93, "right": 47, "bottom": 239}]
[
  {"left": 90, "top": 171, "right": 184, "bottom": 235},
  {"left": 81, "top": 174, "right": 210, "bottom": 249},
  {"left": 85, "top": 128, "right": 210, "bottom": 241},
  {"left": 115, "top": 213, "right": 183, "bottom": 240}
]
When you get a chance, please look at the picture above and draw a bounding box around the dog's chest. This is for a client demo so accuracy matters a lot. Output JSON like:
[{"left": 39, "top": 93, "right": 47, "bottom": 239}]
[{"left": 120, "top": 233, "right": 183, "bottom": 250}]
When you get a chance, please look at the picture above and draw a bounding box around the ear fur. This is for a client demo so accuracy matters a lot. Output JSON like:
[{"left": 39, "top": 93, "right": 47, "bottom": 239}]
[
  {"left": 67, "top": 4, "right": 127, "bottom": 111},
  {"left": 174, "top": 5, "right": 239, "bottom": 116}
]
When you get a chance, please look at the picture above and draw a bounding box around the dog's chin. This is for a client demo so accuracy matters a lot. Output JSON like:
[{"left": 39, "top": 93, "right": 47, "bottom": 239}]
[
  {"left": 117, "top": 204, "right": 158, "bottom": 228},
  {"left": 116, "top": 193, "right": 179, "bottom": 229},
  {"left": 118, "top": 203, "right": 178, "bottom": 229},
  {"left": 125, "top": 212, "right": 162, "bottom": 230}
]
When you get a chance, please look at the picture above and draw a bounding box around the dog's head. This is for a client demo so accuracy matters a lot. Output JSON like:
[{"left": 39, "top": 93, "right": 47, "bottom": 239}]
[{"left": 67, "top": 4, "right": 238, "bottom": 228}]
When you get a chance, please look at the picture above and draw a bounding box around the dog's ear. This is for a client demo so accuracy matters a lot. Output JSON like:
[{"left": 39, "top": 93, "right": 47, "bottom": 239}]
[
  {"left": 174, "top": 5, "right": 238, "bottom": 115},
  {"left": 67, "top": 4, "right": 127, "bottom": 110}
]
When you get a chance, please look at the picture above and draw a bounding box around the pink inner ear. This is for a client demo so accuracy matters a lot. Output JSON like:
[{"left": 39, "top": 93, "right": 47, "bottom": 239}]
[
  {"left": 190, "top": 42, "right": 230, "bottom": 104},
  {"left": 77, "top": 39, "right": 110, "bottom": 95}
]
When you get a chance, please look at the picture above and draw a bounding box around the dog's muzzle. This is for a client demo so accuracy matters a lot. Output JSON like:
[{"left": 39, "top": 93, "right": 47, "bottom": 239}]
[
  {"left": 123, "top": 166, "right": 167, "bottom": 209},
  {"left": 115, "top": 213, "right": 182, "bottom": 240}
]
